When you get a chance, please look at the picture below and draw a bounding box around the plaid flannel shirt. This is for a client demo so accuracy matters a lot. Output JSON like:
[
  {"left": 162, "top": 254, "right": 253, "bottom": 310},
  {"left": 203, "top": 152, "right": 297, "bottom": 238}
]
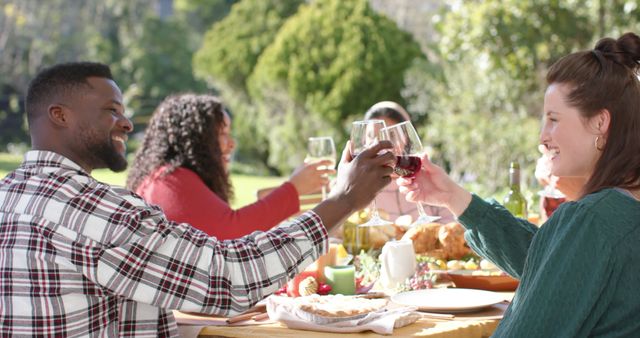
[{"left": 0, "top": 151, "right": 327, "bottom": 337}]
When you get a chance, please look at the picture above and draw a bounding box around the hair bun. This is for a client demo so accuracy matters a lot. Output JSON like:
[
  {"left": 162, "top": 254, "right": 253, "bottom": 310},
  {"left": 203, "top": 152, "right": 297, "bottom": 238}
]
[{"left": 594, "top": 32, "right": 640, "bottom": 71}]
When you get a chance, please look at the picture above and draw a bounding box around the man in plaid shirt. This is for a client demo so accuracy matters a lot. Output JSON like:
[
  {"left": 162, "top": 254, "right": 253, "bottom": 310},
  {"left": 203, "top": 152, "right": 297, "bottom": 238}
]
[{"left": 0, "top": 62, "right": 395, "bottom": 336}]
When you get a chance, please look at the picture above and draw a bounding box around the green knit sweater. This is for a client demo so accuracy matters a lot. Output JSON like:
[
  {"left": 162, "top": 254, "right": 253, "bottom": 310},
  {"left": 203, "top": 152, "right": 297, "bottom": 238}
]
[{"left": 458, "top": 188, "right": 640, "bottom": 337}]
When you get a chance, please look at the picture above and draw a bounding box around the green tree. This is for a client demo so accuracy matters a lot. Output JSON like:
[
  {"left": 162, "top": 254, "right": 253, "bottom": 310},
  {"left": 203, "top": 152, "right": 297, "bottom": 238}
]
[
  {"left": 192, "top": 0, "right": 305, "bottom": 174},
  {"left": 594, "top": 0, "right": 640, "bottom": 36},
  {"left": 436, "top": 0, "right": 593, "bottom": 106},
  {"left": 0, "top": 0, "right": 157, "bottom": 150},
  {"left": 248, "top": 0, "right": 423, "bottom": 173},
  {"left": 193, "top": 0, "right": 303, "bottom": 91},
  {"left": 174, "top": 0, "right": 238, "bottom": 37},
  {"left": 0, "top": 0, "right": 220, "bottom": 145},
  {"left": 401, "top": 0, "right": 640, "bottom": 198},
  {"left": 123, "top": 16, "right": 206, "bottom": 125},
  {"left": 404, "top": 58, "right": 540, "bottom": 197},
  {"left": 85, "top": 1, "right": 157, "bottom": 91}
]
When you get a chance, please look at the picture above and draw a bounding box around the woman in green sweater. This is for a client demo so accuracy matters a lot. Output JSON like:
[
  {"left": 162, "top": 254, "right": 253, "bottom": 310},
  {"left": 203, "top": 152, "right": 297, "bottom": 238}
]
[{"left": 398, "top": 32, "right": 640, "bottom": 337}]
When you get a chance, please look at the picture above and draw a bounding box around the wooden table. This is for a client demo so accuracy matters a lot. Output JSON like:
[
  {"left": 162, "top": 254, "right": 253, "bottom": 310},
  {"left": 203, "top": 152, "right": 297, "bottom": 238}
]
[
  {"left": 176, "top": 294, "right": 512, "bottom": 338},
  {"left": 193, "top": 316, "right": 501, "bottom": 338}
]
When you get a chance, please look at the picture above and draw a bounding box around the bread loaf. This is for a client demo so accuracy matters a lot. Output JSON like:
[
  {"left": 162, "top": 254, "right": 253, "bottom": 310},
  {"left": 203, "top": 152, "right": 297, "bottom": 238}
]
[
  {"left": 401, "top": 223, "right": 441, "bottom": 253},
  {"left": 438, "top": 222, "right": 471, "bottom": 260}
]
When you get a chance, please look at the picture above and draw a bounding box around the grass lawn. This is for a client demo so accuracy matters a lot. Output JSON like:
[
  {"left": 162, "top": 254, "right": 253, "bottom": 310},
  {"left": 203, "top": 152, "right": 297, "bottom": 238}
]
[
  {"left": 0, "top": 153, "right": 21, "bottom": 173},
  {"left": 0, "top": 153, "right": 286, "bottom": 209}
]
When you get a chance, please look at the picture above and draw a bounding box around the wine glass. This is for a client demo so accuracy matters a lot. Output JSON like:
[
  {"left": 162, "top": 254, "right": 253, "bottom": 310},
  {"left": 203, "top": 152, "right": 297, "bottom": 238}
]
[
  {"left": 539, "top": 183, "right": 566, "bottom": 219},
  {"left": 306, "top": 136, "right": 336, "bottom": 200},
  {"left": 382, "top": 121, "right": 441, "bottom": 226},
  {"left": 350, "top": 120, "right": 393, "bottom": 227}
]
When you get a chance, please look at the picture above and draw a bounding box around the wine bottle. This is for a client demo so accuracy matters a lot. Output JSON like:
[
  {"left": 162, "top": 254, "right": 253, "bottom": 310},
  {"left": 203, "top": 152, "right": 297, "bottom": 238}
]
[{"left": 503, "top": 161, "right": 528, "bottom": 218}]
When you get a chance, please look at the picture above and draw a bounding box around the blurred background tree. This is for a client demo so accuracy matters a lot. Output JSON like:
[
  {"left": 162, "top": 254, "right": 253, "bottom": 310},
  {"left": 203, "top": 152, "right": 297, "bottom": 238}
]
[
  {"left": 247, "top": 0, "right": 423, "bottom": 173},
  {"left": 193, "top": 0, "right": 304, "bottom": 174},
  {"left": 399, "top": 0, "right": 595, "bottom": 196},
  {"left": 174, "top": 0, "right": 237, "bottom": 38},
  {"left": 0, "top": 0, "right": 233, "bottom": 151},
  {"left": 399, "top": 0, "right": 640, "bottom": 197},
  {"left": 193, "top": 0, "right": 301, "bottom": 92},
  {"left": 122, "top": 15, "right": 207, "bottom": 128}
]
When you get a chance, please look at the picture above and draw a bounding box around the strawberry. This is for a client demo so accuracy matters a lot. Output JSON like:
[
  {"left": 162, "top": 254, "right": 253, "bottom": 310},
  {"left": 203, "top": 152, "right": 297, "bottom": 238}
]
[
  {"left": 316, "top": 283, "right": 332, "bottom": 295},
  {"left": 355, "top": 276, "right": 364, "bottom": 289},
  {"left": 274, "top": 285, "right": 287, "bottom": 296}
]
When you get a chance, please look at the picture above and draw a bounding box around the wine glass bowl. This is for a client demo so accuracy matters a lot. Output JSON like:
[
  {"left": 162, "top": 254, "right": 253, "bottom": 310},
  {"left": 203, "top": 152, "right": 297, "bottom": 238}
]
[
  {"left": 539, "top": 185, "right": 566, "bottom": 218},
  {"left": 349, "top": 120, "right": 393, "bottom": 227},
  {"left": 306, "top": 136, "right": 337, "bottom": 200},
  {"left": 349, "top": 121, "right": 385, "bottom": 157},
  {"left": 382, "top": 121, "right": 441, "bottom": 226},
  {"left": 384, "top": 121, "right": 424, "bottom": 178}
]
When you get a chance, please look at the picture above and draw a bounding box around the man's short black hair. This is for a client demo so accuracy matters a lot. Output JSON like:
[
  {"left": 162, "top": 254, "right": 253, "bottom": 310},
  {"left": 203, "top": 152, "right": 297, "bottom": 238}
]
[{"left": 25, "top": 61, "right": 113, "bottom": 125}]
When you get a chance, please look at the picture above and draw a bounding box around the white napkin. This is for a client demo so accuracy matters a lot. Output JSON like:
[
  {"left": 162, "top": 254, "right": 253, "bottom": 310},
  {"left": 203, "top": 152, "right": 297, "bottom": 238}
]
[
  {"left": 266, "top": 296, "right": 420, "bottom": 335},
  {"left": 177, "top": 325, "right": 205, "bottom": 338}
]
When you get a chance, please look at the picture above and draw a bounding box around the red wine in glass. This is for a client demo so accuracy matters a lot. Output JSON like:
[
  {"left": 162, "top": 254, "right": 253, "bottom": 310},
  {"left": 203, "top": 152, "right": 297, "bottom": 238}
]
[
  {"left": 394, "top": 155, "right": 421, "bottom": 178},
  {"left": 539, "top": 186, "right": 566, "bottom": 218},
  {"left": 382, "top": 121, "right": 441, "bottom": 225},
  {"left": 543, "top": 195, "right": 566, "bottom": 217}
]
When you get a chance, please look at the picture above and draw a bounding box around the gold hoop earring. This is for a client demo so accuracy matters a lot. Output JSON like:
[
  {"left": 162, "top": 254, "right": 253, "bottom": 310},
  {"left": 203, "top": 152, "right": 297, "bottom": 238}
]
[{"left": 594, "top": 136, "right": 605, "bottom": 151}]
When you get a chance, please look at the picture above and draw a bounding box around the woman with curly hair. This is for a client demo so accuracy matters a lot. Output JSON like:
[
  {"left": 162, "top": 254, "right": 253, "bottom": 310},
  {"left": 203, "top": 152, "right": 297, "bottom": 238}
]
[{"left": 126, "top": 94, "right": 333, "bottom": 240}]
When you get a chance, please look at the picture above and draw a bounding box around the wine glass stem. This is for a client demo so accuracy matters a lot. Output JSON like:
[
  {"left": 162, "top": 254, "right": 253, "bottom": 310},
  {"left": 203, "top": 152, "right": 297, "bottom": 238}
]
[
  {"left": 371, "top": 199, "right": 381, "bottom": 219},
  {"left": 355, "top": 223, "right": 359, "bottom": 254},
  {"left": 416, "top": 202, "right": 427, "bottom": 217},
  {"left": 321, "top": 185, "right": 327, "bottom": 200}
]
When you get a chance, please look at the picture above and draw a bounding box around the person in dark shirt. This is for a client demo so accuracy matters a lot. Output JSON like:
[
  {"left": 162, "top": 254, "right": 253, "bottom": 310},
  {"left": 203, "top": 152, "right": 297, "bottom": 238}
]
[{"left": 398, "top": 33, "right": 640, "bottom": 337}]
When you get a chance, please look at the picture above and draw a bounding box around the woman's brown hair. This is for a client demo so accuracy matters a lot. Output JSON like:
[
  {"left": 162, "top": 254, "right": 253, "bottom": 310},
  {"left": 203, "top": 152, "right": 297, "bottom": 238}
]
[
  {"left": 546, "top": 32, "right": 640, "bottom": 197},
  {"left": 126, "top": 94, "right": 233, "bottom": 202}
]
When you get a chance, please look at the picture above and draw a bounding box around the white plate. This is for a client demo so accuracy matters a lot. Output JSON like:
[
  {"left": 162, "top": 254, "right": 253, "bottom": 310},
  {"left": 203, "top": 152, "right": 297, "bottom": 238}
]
[{"left": 391, "top": 288, "right": 505, "bottom": 313}]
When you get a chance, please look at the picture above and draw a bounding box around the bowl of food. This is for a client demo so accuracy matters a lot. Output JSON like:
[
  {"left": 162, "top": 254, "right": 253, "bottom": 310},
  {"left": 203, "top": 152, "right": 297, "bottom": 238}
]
[{"left": 446, "top": 269, "right": 519, "bottom": 292}]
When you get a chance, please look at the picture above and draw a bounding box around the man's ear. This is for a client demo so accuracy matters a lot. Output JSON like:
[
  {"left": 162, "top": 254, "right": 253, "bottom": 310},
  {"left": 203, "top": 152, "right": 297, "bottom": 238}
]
[{"left": 48, "top": 104, "right": 69, "bottom": 127}]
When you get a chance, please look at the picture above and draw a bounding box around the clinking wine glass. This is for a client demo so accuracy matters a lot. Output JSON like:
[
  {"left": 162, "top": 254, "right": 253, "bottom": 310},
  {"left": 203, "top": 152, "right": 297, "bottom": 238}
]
[
  {"left": 382, "top": 121, "right": 441, "bottom": 227},
  {"left": 539, "top": 181, "right": 566, "bottom": 219},
  {"left": 306, "top": 136, "right": 337, "bottom": 200},
  {"left": 350, "top": 120, "right": 393, "bottom": 227}
]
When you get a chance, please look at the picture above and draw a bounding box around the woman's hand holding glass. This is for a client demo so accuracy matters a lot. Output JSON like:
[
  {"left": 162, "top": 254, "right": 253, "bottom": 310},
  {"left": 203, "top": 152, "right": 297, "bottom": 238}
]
[
  {"left": 289, "top": 160, "right": 335, "bottom": 196},
  {"left": 396, "top": 154, "right": 472, "bottom": 218},
  {"left": 382, "top": 121, "right": 442, "bottom": 226}
]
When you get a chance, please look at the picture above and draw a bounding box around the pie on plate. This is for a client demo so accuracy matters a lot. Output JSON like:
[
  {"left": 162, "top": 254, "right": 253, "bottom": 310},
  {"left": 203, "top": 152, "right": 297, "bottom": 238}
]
[{"left": 294, "top": 294, "right": 388, "bottom": 323}]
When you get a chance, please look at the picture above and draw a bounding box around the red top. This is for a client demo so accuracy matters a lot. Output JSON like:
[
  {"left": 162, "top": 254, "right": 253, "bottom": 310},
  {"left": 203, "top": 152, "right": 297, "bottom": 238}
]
[{"left": 135, "top": 166, "right": 300, "bottom": 240}]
